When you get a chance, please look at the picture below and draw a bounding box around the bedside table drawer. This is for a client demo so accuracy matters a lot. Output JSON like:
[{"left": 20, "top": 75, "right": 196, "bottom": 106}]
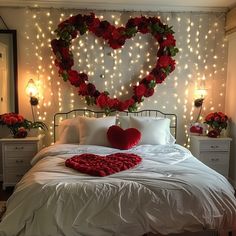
[
  {"left": 5, "top": 157, "right": 31, "bottom": 168},
  {"left": 4, "top": 167, "right": 30, "bottom": 183},
  {"left": 199, "top": 152, "right": 229, "bottom": 165},
  {"left": 4, "top": 143, "right": 37, "bottom": 152},
  {"left": 200, "top": 140, "right": 230, "bottom": 152}
]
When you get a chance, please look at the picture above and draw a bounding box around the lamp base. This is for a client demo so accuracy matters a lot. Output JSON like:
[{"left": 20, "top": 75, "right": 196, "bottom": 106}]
[{"left": 30, "top": 96, "right": 38, "bottom": 106}]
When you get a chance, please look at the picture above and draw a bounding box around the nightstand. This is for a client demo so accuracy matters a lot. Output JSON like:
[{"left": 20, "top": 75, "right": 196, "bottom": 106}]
[
  {"left": 1, "top": 135, "right": 44, "bottom": 190},
  {"left": 190, "top": 136, "right": 232, "bottom": 177}
]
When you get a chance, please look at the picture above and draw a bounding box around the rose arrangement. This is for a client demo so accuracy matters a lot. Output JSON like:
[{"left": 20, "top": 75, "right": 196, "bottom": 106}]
[
  {"left": 51, "top": 13, "right": 178, "bottom": 114},
  {"left": 204, "top": 112, "right": 228, "bottom": 137},
  {"left": 0, "top": 113, "right": 48, "bottom": 138}
]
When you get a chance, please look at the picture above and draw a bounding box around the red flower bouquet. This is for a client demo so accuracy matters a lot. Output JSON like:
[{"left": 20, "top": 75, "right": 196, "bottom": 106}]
[
  {"left": 0, "top": 113, "right": 47, "bottom": 138},
  {"left": 204, "top": 112, "right": 228, "bottom": 137}
]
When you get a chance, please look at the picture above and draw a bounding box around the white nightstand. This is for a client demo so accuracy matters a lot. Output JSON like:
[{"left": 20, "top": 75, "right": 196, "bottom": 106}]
[
  {"left": 1, "top": 135, "right": 44, "bottom": 190},
  {"left": 190, "top": 136, "right": 232, "bottom": 177}
]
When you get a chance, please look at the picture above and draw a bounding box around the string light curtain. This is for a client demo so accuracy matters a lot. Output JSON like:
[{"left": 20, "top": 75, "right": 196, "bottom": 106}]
[{"left": 20, "top": 8, "right": 227, "bottom": 146}]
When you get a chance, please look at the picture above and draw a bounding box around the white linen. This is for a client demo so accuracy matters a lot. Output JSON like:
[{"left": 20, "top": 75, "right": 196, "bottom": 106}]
[{"left": 0, "top": 144, "right": 236, "bottom": 236}]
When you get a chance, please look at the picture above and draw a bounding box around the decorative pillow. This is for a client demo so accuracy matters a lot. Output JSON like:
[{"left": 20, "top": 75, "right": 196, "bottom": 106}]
[
  {"left": 65, "top": 153, "right": 142, "bottom": 176},
  {"left": 107, "top": 125, "right": 141, "bottom": 150},
  {"left": 78, "top": 116, "right": 116, "bottom": 146},
  {"left": 129, "top": 116, "right": 175, "bottom": 145},
  {"left": 56, "top": 117, "right": 80, "bottom": 144}
]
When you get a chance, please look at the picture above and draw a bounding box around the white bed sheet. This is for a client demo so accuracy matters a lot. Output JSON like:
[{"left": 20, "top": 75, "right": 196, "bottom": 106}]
[{"left": 0, "top": 144, "right": 236, "bottom": 236}]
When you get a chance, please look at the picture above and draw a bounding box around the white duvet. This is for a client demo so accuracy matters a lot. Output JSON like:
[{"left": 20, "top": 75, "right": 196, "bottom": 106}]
[{"left": 0, "top": 144, "right": 236, "bottom": 236}]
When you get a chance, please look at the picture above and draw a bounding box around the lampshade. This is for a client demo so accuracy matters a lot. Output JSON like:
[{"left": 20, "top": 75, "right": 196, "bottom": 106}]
[
  {"left": 26, "top": 79, "right": 38, "bottom": 97},
  {"left": 194, "top": 88, "right": 207, "bottom": 99}
]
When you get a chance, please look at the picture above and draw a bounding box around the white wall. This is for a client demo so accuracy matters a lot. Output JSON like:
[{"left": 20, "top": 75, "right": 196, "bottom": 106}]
[
  {"left": 225, "top": 32, "right": 236, "bottom": 180},
  {"left": 0, "top": 7, "right": 228, "bottom": 147}
]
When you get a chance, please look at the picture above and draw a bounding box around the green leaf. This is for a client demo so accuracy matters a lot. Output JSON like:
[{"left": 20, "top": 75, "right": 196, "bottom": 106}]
[
  {"left": 148, "top": 80, "right": 156, "bottom": 88},
  {"left": 150, "top": 23, "right": 164, "bottom": 34},
  {"left": 103, "top": 91, "right": 110, "bottom": 96},
  {"left": 124, "top": 27, "right": 137, "bottom": 37},
  {"left": 79, "top": 24, "right": 87, "bottom": 35},
  {"left": 164, "top": 25, "right": 174, "bottom": 34},
  {"left": 61, "top": 72, "right": 68, "bottom": 81},
  {"left": 168, "top": 46, "right": 179, "bottom": 57}
]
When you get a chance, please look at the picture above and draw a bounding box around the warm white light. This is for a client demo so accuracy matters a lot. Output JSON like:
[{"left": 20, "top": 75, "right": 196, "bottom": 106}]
[{"left": 26, "top": 79, "right": 38, "bottom": 97}]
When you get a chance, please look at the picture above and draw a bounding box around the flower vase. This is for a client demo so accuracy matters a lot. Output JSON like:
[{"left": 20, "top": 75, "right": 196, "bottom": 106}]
[
  {"left": 207, "top": 127, "right": 221, "bottom": 138},
  {"left": 10, "top": 127, "right": 28, "bottom": 138}
]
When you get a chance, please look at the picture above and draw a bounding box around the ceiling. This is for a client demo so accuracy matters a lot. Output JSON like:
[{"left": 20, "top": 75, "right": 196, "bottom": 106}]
[{"left": 0, "top": 0, "right": 235, "bottom": 12}]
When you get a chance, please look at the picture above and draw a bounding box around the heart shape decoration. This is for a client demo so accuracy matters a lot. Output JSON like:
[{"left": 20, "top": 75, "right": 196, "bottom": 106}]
[
  {"left": 107, "top": 125, "right": 141, "bottom": 150},
  {"left": 51, "top": 13, "right": 178, "bottom": 113},
  {"left": 65, "top": 153, "right": 142, "bottom": 176}
]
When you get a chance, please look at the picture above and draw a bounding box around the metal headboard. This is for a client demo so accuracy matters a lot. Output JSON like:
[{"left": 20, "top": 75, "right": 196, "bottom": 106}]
[{"left": 53, "top": 109, "right": 177, "bottom": 142}]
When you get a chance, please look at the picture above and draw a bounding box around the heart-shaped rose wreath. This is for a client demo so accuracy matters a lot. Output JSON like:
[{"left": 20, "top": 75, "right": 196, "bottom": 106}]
[{"left": 51, "top": 13, "right": 178, "bottom": 113}]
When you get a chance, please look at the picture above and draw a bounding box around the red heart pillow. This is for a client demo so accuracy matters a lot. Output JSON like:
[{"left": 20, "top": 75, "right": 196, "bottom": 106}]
[
  {"left": 107, "top": 125, "right": 141, "bottom": 150},
  {"left": 65, "top": 153, "right": 142, "bottom": 176}
]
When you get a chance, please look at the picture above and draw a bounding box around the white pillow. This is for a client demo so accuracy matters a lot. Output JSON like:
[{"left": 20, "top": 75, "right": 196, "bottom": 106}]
[
  {"left": 56, "top": 117, "right": 80, "bottom": 144},
  {"left": 78, "top": 116, "right": 116, "bottom": 146},
  {"left": 119, "top": 116, "right": 162, "bottom": 130},
  {"left": 118, "top": 116, "right": 130, "bottom": 130},
  {"left": 129, "top": 116, "right": 175, "bottom": 145}
]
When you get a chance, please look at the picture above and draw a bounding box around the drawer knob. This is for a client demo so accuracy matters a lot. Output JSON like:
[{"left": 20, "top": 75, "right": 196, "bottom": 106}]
[
  {"left": 210, "top": 145, "right": 219, "bottom": 149},
  {"left": 15, "top": 146, "right": 24, "bottom": 150},
  {"left": 211, "top": 158, "right": 219, "bottom": 162},
  {"left": 16, "top": 160, "right": 24, "bottom": 163}
]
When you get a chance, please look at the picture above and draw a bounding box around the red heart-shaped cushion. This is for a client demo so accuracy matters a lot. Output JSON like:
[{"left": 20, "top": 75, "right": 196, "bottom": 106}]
[
  {"left": 65, "top": 153, "right": 142, "bottom": 176},
  {"left": 107, "top": 125, "right": 141, "bottom": 150}
]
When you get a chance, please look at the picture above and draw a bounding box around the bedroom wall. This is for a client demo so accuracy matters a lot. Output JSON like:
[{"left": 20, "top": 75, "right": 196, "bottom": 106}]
[
  {"left": 0, "top": 7, "right": 227, "bottom": 147},
  {"left": 225, "top": 16, "right": 236, "bottom": 181}
]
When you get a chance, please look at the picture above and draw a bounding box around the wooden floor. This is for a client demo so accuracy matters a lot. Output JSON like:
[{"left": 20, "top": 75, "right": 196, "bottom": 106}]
[{"left": 0, "top": 182, "right": 14, "bottom": 201}]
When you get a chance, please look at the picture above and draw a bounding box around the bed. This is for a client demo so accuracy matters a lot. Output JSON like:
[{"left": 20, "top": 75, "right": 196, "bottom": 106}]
[{"left": 0, "top": 109, "right": 236, "bottom": 236}]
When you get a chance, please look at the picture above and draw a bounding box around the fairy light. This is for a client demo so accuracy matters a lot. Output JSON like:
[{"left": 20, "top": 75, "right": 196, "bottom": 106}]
[{"left": 27, "top": 10, "right": 227, "bottom": 146}]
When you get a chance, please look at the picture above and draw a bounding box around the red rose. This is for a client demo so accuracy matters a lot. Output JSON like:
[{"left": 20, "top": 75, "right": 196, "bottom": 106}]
[
  {"left": 103, "top": 25, "right": 115, "bottom": 40},
  {"left": 6, "top": 117, "right": 18, "bottom": 125},
  {"left": 96, "top": 93, "right": 109, "bottom": 108},
  {"left": 134, "top": 84, "right": 147, "bottom": 98},
  {"left": 117, "top": 98, "right": 135, "bottom": 111},
  {"left": 88, "top": 18, "right": 100, "bottom": 32},
  {"left": 161, "top": 34, "right": 176, "bottom": 47},
  {"left": 87, "top": 83, "right": 96, "bottom": 96},
  {"left": 158, "top": 55, "right": 172, "bottom": 68},
  {"left": 71, "top": 31, "right": 78, "bottom": 39},
  {"left": 205, "top": 113, "right": 214, "bottom": 121},
  {"left": 68, "top": 70, "right": 82, "bottom": 87},
  {"left": 60, "top": 47, "right": 70, "bottom": 59},
  {"left": 78, "top": 83, "right": 88, "bottom": 96},
  {"left": 17, "top": 115, "right": 24, "bottom": 123},
  {"left": 107, "top": 98, "right": 119, "bottom": 109},
  {"left": 145, "top": 74, "right": 155, "bottom": 82},
  {"left": 78, "top": 72, "right": 88, "bottom": 82},
  {"left": 144, "top": 88, "right": 154, "bottom": 97},
  {"left": 137, "top": 16, "right": 149, "bottom": 34},
  {"left": 60, "top": 58, "right": 74, "bottom": 70}
]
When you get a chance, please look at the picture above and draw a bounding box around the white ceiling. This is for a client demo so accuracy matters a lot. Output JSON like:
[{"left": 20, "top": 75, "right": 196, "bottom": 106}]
[{"left": 0, "top": 0, "right": 235, "bottom": 12}]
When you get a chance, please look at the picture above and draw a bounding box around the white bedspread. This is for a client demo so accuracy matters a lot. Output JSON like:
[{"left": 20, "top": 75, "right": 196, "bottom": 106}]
[{"left": 0, "top": 144, "right": 236, "bottom": 236}]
